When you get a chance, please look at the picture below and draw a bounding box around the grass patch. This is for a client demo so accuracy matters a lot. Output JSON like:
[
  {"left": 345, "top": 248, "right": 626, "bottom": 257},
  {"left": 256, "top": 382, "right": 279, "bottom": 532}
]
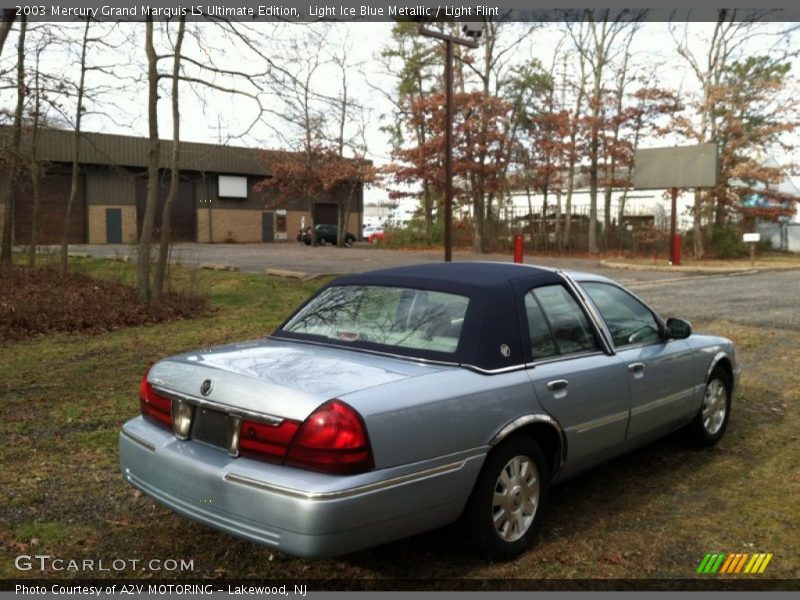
[{"left": 1, "top": 260, "right": 798, "bottom": 585}]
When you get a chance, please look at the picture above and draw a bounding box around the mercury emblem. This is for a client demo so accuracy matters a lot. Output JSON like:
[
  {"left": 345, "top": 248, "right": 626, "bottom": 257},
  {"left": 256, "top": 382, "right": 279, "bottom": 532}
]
[{"left": 200, "top": 379, "right": 214, "bottom": 396}]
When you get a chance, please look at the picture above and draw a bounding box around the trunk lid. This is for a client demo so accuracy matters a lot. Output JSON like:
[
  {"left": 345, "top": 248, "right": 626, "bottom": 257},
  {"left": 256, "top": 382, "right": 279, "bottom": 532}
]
[{"left": 147, "top": 338, "right": 444, "bottom": 421}]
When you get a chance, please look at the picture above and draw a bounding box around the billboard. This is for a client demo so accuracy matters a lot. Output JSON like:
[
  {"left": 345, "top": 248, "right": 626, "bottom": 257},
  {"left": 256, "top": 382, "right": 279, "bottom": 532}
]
[{"left": 633, "top": 143, "right": 719, "bottom": 189}]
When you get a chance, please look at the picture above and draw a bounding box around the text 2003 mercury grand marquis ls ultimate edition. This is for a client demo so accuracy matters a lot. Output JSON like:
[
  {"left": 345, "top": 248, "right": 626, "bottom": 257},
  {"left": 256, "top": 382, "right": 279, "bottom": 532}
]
[{"left": 120, "top": 262, "right": 739, "bottom": 561}]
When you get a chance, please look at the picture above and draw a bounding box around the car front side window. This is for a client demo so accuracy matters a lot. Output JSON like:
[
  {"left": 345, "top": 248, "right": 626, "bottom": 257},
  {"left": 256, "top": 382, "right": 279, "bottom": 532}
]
[{"left": 581, "top": 282, "right": 661, "bottom": 347}]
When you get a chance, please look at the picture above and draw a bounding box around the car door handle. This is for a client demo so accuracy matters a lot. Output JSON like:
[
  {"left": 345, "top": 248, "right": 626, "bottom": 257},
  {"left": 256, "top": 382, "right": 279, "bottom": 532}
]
[
  {"left": 628, "top": 362, "right": 645, "bottom": 374},
  {"left": 547, "top": 379, "right": 568, "bottom": 392}
]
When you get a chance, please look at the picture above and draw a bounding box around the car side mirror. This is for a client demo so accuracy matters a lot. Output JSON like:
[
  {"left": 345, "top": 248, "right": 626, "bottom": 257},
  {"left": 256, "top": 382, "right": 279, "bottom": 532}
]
[{"left": 666, "top": 318, "right": 692, "bottom": 339}]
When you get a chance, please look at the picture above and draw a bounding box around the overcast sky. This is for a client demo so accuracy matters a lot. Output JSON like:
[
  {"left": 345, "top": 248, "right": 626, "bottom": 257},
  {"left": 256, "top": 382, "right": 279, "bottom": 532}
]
[{"left": 2, "top": 19, "right": 798, "bottom": 203}]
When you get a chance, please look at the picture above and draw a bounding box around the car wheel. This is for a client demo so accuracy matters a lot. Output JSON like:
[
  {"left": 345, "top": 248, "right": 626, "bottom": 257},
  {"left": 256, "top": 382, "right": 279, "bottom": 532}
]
[
  {"left": 318, "top": 237, "right": 326, "bottom": 246},
  {"left": 345, "top": 235, "right": 354, "bottom": 248},
  {"left": 465, "top": 436, "right": 549, "bottom": 561},
  {"left": 686, "top": 367, "right": 731, "bottom": 446}
]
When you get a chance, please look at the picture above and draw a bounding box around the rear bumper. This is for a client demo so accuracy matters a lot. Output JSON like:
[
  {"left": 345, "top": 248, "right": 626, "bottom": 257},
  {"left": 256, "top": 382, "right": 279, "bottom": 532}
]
[{"left": 119, "top": 417, "right": 484, "bottom": 557}]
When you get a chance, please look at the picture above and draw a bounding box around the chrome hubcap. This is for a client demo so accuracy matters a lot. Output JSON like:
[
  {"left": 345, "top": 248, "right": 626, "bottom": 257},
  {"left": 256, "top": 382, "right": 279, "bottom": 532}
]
[
  {"left": 492, "top": 455, "right": 539, "bottom": 542},
  {"left": 702, "top": 379, "right": 728, "bottom": 435}
]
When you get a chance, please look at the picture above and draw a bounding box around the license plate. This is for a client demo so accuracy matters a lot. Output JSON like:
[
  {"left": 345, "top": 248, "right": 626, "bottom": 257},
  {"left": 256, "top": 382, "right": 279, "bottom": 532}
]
[{"left": 190, "top": 407, "right": 230, "bottom": 449}]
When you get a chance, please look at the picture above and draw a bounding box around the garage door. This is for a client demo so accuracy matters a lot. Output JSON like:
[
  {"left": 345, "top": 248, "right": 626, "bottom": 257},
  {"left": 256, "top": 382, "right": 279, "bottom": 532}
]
[
  {"left": 13, "top": 174, "right": 86, "bottom": 244},
  {"left": 136, "top": 177, "right": 196, "bottom": 242}
]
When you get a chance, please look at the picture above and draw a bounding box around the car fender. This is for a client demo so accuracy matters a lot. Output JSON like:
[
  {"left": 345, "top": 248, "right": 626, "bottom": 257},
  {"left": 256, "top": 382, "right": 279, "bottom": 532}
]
[
  {"left": 488, "top": 413, "right": 566, "bottom": 479},
  {"left": 706, "top": 350, "right": 733, "bottom": 382}
]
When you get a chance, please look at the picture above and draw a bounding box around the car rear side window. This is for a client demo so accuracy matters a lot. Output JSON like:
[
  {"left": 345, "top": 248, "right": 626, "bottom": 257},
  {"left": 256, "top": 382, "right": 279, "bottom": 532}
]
[
  {"left": 282, "top": 285, "right": 469, "bottom": 354},
  {"left": 525, "top": 285, "right": 598, "bottom": 358}
]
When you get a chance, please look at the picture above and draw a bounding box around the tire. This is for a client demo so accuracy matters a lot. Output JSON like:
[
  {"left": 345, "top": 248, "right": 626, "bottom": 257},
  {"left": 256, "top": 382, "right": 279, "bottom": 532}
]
[
  {"left": 686, "top": 367, "right": 731, "bottom": 446},
  {"left": 318, "top": 237, "right": 326, "bottom": 246},
  {"left": 465, "top": 436, "right": 549, "bottom": 561},
  {"left": 345, "top": 235, "right": 354, "bottom": 248}
]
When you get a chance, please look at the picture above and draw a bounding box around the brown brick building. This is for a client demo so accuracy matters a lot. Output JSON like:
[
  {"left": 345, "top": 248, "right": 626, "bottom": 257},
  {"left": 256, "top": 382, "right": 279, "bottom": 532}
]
[{"left": 0, "top": 128, "right": 363, "bottom": 245}]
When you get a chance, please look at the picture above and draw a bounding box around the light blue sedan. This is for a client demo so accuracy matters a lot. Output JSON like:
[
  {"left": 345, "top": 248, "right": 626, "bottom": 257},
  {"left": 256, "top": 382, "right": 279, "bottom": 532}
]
[{"left": 120, "top": 262, "right": 739, "bottom": 561}]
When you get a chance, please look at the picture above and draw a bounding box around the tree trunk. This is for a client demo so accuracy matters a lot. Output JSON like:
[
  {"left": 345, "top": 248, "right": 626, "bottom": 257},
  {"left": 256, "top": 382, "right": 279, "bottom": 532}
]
[
  {"left": 153, "top": 16, "right": 186, "bottom": 301},
  {"left": 28, "top": 59, "right": 42, "bottom": 267},
  {"left": 137, "top": 16, "right": 160, "bottom": 302},
  {"left": 693, "top": 190, "right": 704, "bottom": 258},
  {"left": 525, "top": 186, "right": 535, "bottom": 248},
  {"left": 59, "top": 18, "right": 90, "bottom": 277},
  {"left": 588, "top": 92, "right": 601, "bottom": 254},
  {"left": 0, "top": 16, "right": 26, "bottom": 267},
  {"left": 603, "top": 187, "right": 613, "bottom": 250},
  {"left": 0, "top": 10, "right": 15, "bottom": 57},
  {"left": 555, "top": 193, "right": 562, "bottom": 251}
]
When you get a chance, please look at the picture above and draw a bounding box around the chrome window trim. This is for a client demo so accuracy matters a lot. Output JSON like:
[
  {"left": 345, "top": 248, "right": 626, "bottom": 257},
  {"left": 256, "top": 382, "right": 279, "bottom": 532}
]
[
  {"left": 525, "top": 350, "right": 607, "bottom": 368},
  {"left": 462, "top": 363, "right": 527, "bottom": 375},
  {"left": 224, "top": 460, "right": 467, "bottom": 501},
  {"left": 559, "top": 272, "right": 616, "bottom": 355},
  {"left": 272, "top": 334, "right": 536, "bottom": 376}
]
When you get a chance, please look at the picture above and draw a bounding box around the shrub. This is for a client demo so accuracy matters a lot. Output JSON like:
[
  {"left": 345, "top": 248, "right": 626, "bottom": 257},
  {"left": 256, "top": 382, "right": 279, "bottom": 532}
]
[{"left": 709, "top": 224, "right": 747, "bottom": 258}]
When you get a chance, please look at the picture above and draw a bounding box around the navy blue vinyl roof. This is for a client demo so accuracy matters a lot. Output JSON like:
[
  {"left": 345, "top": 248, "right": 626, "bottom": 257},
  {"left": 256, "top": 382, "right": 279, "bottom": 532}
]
[
  {"left": 275, "top": 262, "right": 569, "bottom": 371},
  {"left": 336, "top": 262, "right": 557, "bottom": 288}
]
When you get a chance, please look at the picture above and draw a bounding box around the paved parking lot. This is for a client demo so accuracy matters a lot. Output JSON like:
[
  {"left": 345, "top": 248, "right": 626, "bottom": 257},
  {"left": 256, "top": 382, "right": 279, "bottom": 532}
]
[
  {"left": 64, "top": 242, "right": 800, "bottom": 330},
  {"left": 67, "top": 242, "right": 691, "bottom": 283}
]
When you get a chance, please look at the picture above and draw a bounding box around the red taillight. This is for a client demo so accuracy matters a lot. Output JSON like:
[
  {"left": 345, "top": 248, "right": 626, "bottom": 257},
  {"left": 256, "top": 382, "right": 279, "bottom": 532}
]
[
  {"left": 285, "top": 400, "right": 374, "bottom": 474},
  {"left": 239, "top": 418, "right": 301, "bottom": 462},
  {"left": 139, "top": 369, "right": 172, "bottom": 430}
]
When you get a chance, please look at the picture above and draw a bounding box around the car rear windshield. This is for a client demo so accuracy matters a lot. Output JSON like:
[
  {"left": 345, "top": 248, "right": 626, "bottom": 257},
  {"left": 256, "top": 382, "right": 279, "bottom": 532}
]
[{"left": 282, "top": 285, "right": 470, "bottom": 354}]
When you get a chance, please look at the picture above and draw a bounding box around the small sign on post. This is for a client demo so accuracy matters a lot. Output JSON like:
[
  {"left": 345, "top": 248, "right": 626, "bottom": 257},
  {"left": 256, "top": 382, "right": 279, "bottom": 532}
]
[{"left": 743, "top": 232, "right": 761, "bottom": 266}]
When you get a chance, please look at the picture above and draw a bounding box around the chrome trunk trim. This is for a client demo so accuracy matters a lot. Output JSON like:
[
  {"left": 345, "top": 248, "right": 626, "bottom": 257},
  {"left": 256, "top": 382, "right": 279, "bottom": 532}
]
[
  {"left": 121, "top": 429, "right": 156, "bottom": 452},
  {"left": 224, "top": 460, "right": 466, "bottom": 501},
  {"left": 151, "top": 384, "right": 283, "bottom": 425}
]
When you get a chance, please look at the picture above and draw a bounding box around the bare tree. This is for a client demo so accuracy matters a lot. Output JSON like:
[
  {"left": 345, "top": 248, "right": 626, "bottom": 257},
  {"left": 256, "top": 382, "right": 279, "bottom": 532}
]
[
  {"left": 58, "top": 19, "right": 90, "bottom": 277},
  {"left": 568, "top": 10, "right": 644, "bottom": 254},
  {"left": 136, "top": 19, "right": 289, "bottom": 301},
  {"left": 0, "top": 17, "right": 26, "bottom": 267},
  {"left": 458, "top": 21, "right": 540, "bottom": 252},
  {"left": 670, "top": 12, "right": 799, "bottom": 257},
  {"left": 561, "top": 41, "right": 589, "bottom": 250},
  {"left": 27, "top": 33, "right": 48, "bottom": 267},
  {"left": 376, "top": 22, "right": 441, "bottom": 233},
  {"left": 136, "top": 15, "right": 160, "bottom": 302},
  {"left": 152, "top": 15, "right": 186, "bottom": 301}
]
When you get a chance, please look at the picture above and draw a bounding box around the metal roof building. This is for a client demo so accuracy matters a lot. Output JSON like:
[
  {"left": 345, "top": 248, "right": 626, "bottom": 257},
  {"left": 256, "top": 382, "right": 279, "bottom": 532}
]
[{"left": 1, "top": 128, "right": 363, "bottom": 245}]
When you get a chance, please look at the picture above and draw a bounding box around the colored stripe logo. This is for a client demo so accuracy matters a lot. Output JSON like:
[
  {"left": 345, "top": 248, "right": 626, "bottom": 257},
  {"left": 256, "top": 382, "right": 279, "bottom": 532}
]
[{"left": 697, "top": 553, "right": 773, "bottom": 574}]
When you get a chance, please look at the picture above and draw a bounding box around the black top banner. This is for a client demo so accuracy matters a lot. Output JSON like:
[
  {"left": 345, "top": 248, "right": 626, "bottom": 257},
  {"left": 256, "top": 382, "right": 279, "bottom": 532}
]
[{"left": 3, "top": 2, "right": 800, "bottom": 22}]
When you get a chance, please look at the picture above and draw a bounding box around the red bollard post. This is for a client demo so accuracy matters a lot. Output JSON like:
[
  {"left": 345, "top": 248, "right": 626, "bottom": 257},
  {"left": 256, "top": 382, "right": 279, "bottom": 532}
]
[
  {"left": 513, "top": 233, "right": 524, "bottom": 263},
  {"left": 671, "top": 233, "right": 682, "bottom": 266}
]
